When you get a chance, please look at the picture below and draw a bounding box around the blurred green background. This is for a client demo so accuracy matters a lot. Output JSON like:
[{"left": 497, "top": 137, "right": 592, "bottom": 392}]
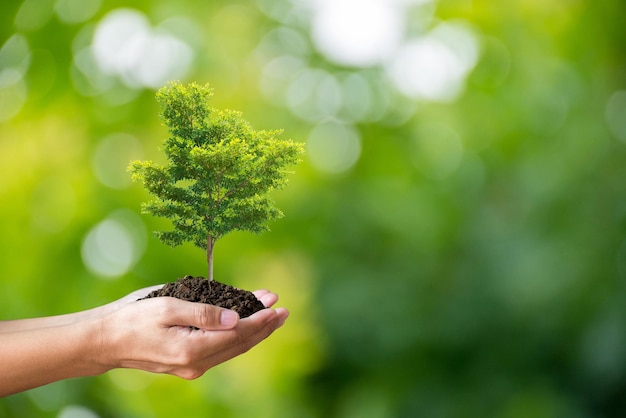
[{"left": 1, "top": 0, "right": 626, "bottom": 417}]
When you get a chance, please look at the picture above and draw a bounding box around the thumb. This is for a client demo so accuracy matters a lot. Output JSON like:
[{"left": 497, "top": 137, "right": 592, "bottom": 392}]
[{"left": 162, "top": 298, "right": 240, "bottom": 330}]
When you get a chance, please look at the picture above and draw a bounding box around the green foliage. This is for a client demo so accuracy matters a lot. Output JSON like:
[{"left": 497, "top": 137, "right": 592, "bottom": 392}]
[{"left": 130, "top": 82, "right": 303, "bottom": 279}]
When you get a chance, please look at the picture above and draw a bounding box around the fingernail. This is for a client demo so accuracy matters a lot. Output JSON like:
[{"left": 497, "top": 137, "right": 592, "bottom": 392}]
[{"left": 220, "top": 310, "right": 239, "bottom": 327}]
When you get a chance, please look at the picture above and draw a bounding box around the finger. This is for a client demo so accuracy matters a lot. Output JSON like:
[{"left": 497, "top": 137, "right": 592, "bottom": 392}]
[
  {"left": 160, "top": 298, "right": 240, "bottom": 330},
  {"left": 119, "top": 285, "right": 164, "bottom": 302},
  {"left": 273, "top": 307, "right": 290, "bottom": 327},
  {"left": 252, "top": 289, "right": 270, "bottom": 298},
  {"left": 105, "top": 285, "right": 167, "bottom": 312},
  {"left": 159, "top": 307, "right": 288, "bottom": 379},
  {"left": 194, "top": 308, "right": 285, "bottom": 369},
  {"left": 253, "top": 290, "right": 278, "bottom": 308},
  {"left": 134, "top": 284, "right": 164, "bottom": 298},
  {"left": 246, "top": 306, "right": 289, "bottom": 331}
]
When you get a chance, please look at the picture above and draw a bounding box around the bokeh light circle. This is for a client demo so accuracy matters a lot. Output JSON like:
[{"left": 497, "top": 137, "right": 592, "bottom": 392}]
[
  {"left": 309, "top": 0, "right": 403, "bottom": 67},
  {"left": 81, "top": 209, "right": 146, "bottom": 279}
]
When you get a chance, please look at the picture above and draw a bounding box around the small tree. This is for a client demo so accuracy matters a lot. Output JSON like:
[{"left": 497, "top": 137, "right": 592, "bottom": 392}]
[{"left": 130, "top": 81, "right": 303, "bottom": 281}]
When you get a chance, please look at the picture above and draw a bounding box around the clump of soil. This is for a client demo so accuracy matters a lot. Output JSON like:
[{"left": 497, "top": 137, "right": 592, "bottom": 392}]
[{"left": 140, "top": 275, "right": 265, "bottom": 318}]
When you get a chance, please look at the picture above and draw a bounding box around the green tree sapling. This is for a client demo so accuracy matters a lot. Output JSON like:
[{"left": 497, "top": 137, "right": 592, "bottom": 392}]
[{"left": 130, "top": 81, "right": 303, "bottom": 281}]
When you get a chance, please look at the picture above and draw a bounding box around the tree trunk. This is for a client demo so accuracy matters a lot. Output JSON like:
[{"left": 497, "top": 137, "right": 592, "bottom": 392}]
[{"left": 207, "top": 235, "right": 215, "bottom": 281}]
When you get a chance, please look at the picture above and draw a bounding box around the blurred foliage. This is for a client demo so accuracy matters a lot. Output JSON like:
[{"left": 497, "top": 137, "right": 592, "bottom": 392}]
[{"left": 1, "top": 0, "right": 626, "bottom": 417}]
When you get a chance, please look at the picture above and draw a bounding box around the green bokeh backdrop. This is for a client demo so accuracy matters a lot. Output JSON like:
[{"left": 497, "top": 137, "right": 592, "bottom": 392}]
[{"left": 1, "top": 0, "right": 626, "bottom": 417}]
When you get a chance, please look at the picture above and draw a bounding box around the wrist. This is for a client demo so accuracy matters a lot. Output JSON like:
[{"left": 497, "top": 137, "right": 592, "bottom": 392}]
[{"left": 84, "top": 316, "right": 118, "bottom": 374}]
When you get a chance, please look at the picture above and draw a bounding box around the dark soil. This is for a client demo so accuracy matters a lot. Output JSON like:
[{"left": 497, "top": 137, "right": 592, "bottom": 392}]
[{"left": 140, "top": 275, "right": 265, "bottom": 318}]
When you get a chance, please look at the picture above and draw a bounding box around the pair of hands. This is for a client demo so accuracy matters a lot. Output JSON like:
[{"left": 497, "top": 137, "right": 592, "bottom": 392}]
[
  {"left": 0, "top": 285, "right": 288, "bottom": 396},
  {"left": 97, "top": 286, "right": 289, "bottom": 379}
]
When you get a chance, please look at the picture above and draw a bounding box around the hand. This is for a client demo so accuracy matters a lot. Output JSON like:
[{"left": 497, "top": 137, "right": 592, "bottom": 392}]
[
  {"left": 0, "top": 286, "right": 288, "bottom": 396},
  {"left": 97, "top": 290, "right": 289, "bottom": 379}
]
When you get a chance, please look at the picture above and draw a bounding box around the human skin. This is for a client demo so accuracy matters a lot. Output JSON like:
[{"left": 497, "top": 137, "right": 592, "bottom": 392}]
[{"left": 0, "top": 286, "right": 288, "bottom": 397}]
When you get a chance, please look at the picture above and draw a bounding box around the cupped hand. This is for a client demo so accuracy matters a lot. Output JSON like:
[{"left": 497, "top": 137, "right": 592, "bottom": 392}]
[{"left": 96, "top": 289, "right": 288, "bottom": 379}]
